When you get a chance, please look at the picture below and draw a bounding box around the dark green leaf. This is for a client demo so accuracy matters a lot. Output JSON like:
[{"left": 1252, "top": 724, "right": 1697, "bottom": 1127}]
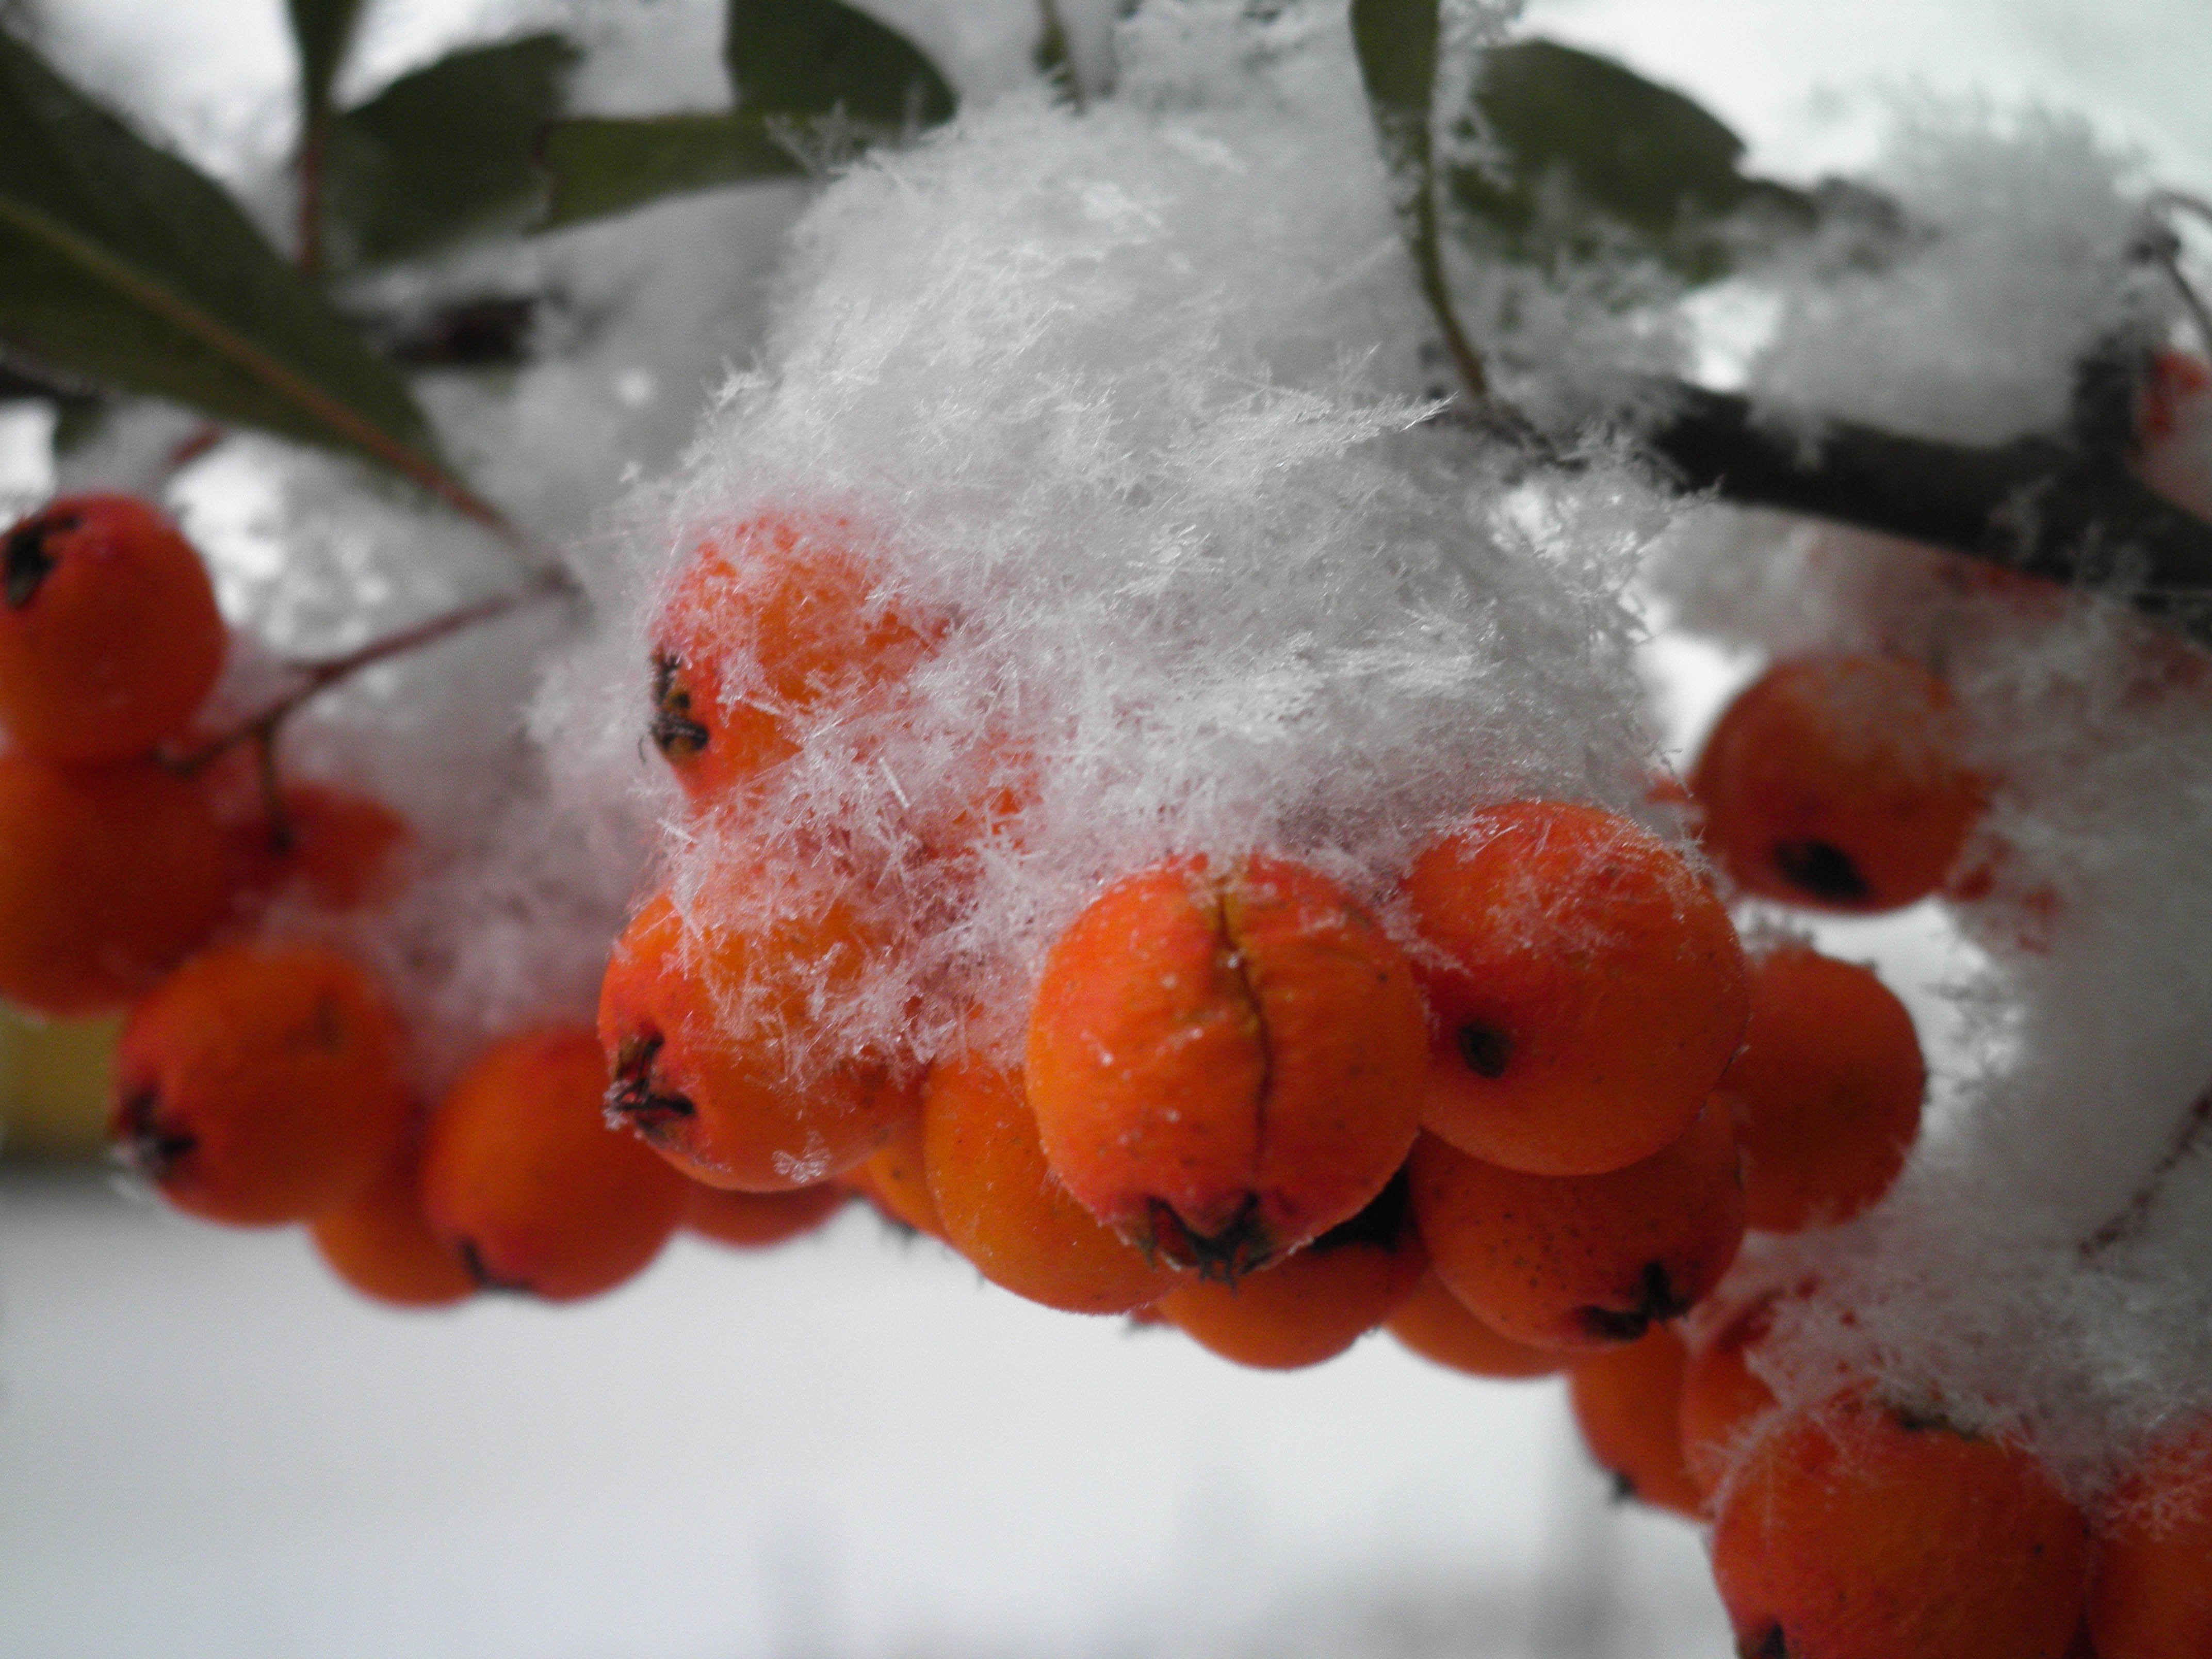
[
  {"left": 323, "top": 32, "right": 577, "bottom": 268},
  {"left": 724, "top": 0, "right": 955, "bottom": 126},
  {"left": 286, "top": 0, "right": 369, "bottom": 120},
  {"left": 537, "top": 113, "right": 805, "bottom": 229},
  {"left": 1452, "top": 38, "right": 1817, "bottom": 283},
  {"left": 0, "top": 30, "right": 459, "bottom": 493},
  {"left": 1350, "top": 0, "right": 1486, "bottom": 395}
]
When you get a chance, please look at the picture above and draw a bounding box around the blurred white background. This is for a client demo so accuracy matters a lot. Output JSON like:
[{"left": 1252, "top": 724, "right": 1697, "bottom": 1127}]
[{"left": 2, "top": 2, "right": 2207, "bottom": 1655}]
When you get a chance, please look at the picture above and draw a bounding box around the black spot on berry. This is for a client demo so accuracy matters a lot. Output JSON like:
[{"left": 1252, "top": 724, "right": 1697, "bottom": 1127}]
[
  {"left": 1772, "top": 839, "right": 1870, "bottom": 904},
  {"left": 4, "top": 510, "right": 72, "bottom": 610},
  {"left": 1456, "top": 1021, "right": 1512, "bottom": 1078}
]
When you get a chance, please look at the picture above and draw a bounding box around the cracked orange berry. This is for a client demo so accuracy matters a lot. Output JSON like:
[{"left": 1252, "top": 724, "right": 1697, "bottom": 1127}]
[
  {"left": 421, "top": 1024, "right": 689, "bottom": 1301},
  {"left": 311, "top": 1137, "right": 475, "bottom": 1308},
  {"left": 1385, "top": 1271, "right": 1567, "bottom": 1380},
  {"left": 2089, "top": 1417, "right": 2212, "bottom": 1659},
  {"left": 111, "top": 942, "right": 412, "bottom": 1225},
  {"left": 1712, "top": 1388, "right": 2087, "bottom": 1659},
  {"left": 0, "top": 494, "right": 226, "bottom": 763},
  {"left": 1693, "top": 656, "right": 1983, "bottom": 913},
  {"left": 1408, "top": 1100, "right": 1745, "bottom": 1351},
  {"left": 684, "top": 1180, "right": 849, "bottom": 1250},
  {"left": 648, "top": 512, "right": 936, "bottom": 804},
  {"left": 1024, "top": 852, "right": 1427, "bottom": 1278},
  {"left": 598, "top": 881, "right": 921, "bottom": 1191},
  {"left": 0, "top": 754, "right": 230, "bottom": 1015},
  {"left": 1404, "top": 799, "right": 1747, "bottom": 1177},
  {"left": 922, "top": 1053, "right": 1180, "bottom": 1314},
  {"left": 1721, "top": 948, "right": 1923, "bottom": 1233},
  {"left": 1157, "top": 1169, "right": 1427, "bottom": 1370},
  {"left": 1569, "top": 1324, "right": 1702, "bottom": 1518}
]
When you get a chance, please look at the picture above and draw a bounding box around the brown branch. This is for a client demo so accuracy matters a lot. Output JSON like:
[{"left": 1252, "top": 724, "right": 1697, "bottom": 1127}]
[
  {"left": 173, "top": 565, "right": 578, "bottom": 773},
  {"left": 1627, "top": 377, "right": 2212, "bottom": 647},
  {"left": 2081, "top": 1087, "right": 2212, "bottom": 1256}
]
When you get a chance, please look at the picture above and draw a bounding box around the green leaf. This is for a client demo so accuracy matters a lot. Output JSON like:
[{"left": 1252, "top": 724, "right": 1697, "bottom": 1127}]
[
  {"left": 323, "top": 33, "right": 578, "bottom": 268},
  {"left": 0, "top": 30, "right": 464, "bottom": 497},
  {"left": 1452, "top": 38, "right": 1816, "bottom": 283},
  {"left": 724, "top": 0, "right": 955, "bottom": 126},
  {"left": 286, "top": 0, "right": 369, "bottom": 119},
  {"left": 536, "top": 113, "right": 806, "bottom": 230},
  {"left": 1350, "top": 0, "right": 1486, "bottom": 396}
]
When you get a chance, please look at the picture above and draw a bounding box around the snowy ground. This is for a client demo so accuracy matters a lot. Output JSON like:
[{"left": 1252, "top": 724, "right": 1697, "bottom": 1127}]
[{"left": 0, "top": 1170, "right": 1725, "bottom": 1659}]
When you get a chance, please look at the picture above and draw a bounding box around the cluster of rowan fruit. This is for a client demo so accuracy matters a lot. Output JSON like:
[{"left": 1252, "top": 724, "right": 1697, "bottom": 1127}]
[{"left": 4, "top": 423, "right": 2210, "bottom": 1656}]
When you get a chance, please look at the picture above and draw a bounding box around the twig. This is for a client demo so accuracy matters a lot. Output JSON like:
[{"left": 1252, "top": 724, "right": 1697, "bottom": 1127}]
[
  {"left": 2081, "top": 1088, "right": 2212, "bottom": 1256},
  {"left": 172, "top": 565, "right": 578, "bottom": 773}
]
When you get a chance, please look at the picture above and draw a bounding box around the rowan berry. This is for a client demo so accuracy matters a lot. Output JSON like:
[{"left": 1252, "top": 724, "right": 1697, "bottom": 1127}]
[
  {"left": 1678, "top": 1290, "right": 1784, "bottom": 1497},
  {"left": 1024, "top": 852, "right": 1427, "bottom": 1277},
  {"left": 420, "top": 1024, "right": 690, "bottom": 1300},
  {"left": 1568, "top": 1324, "right": 1702, "bottom": 1518},
  {"left": 1404, "top": 800, "right": 1747, "bottom": 1177},
  {"left": 1409, "top": 1100, "right": 1745, "bottom": 1351},
  {"left": 111, "top": 942, "right": 413, "bottom": 1225},
  {"left": 1692, "top": 656, "right": 1982, "bottom": 912},
  {"left": 921, "top": 1053, "right": 1180, "bottom": 1315},
  {"left": 858, "top": 1107, "right": 942, "bottom": 1237},
  {"left": 2088, "top": 1417, "right": 2212, "bottom": 1659},
  {"left": 1711, "top": 1388, "right": 2088, "bottom": 1659},
  {"left": 684, "top": 1180, "right": 849, "bottom": 1249},
  {"left": 232, "top": 784, "right": 409, "bottom": 913},
  {"left": 598, "top": 880, "right": 921, "bottom": 1191},
  {"left": 310, "top": 1139, "right": 475, "bottom": 1308},
  {"left": 0, "top": 495, "right": 226, "bottom": 763},
  {"left": 0, "top": 754, "right": 230, "bottom": 1016},
  {"left": 648, "top": 511, "right": 936, "bottom": 803},
  {"left": 1720, "top": 948, "right": 1923, "bottom": 1232},
  {"left": 1157, "top": 1170, "right": 1427, "bottom": 1369},
  {"left": 2135, "top": 349, "right": 2212, "bottom": 523},
  {"left": 1384, "top": 1271, "right": 1567, "bottom": 1380}
]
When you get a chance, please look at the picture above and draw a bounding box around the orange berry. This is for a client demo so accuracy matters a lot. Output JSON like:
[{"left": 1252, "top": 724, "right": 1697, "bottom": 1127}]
[
  {"left": 1409, "top": 1101, "right": 1745, "bottom": 1351},
  {"left": 598, "top": 881, "right": 921, "bottom": 1191},
  {"left": 310, "top": 1139, "right": 475, "bottom": 1308},
  {"left": 1025, "top": 852, "right": 1427, "bottom": 1277},
  {"left": 859, "top": 1107, "right": 942, "bottom": 1237},
  {"left": 1156, "top": 1170, "right": 1427, "bottom": 1369},
  {"left": 648, "top": 512, "right": 935, "bottom": 803},
  {"left": 1679, "top": 1291, "right": 1784, "bottom": 1497},
  {"left": 1720, "top": 948, "right": 1923, "bottom": 1232},
  {"left": 1712, "top": 1389, "right": 2088, "bottom": 1659},
  {"left": 0, "top": 495, "right": 226, "bottom": 762},
  {"left": 921, "top": 1053, "right": 1180, "bottom": 1315},
  {"left": 684, "top": 1180, "right": 849, "bottom": 1249},
  {"left": 1568, "top": 1324, "right": 1702, "bottom": 1518},
  {"left": 0, "top": 754, "right": 229, "bottom": 1015},
  {"left": 2089, "top": 1418, "right": 2212, "bottom": 1659},
  {"left": 111, "top": 942, "right": 413, "bottom": 1225},
  {"left": 1404, "top": 800, "right": 1748, "bottom": 1177},
  {"left": 1385, "top": 1271, "right": 1568, "bottom": 1380},
  {"left": 232, "top": 784, "right": 409, "bottom": 913},
  {"left": 1692, "top": 655, "right": 1983, "bottom": 912},
  {"left": 421, "top": 1025, "right": 689, "bottom": 1301}
]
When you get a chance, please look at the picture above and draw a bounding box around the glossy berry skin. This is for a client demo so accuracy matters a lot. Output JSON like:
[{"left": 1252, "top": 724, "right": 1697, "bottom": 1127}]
[
  {"left": 1385, "top": 1272, "right": 1567, "bottom": 1380},
  {"left": 421, "top": 1026, "right": 690, "bottom": 1302},
  {"left": 922, "top": 1054, "right": 1179, "bottom": 1315},
  {"left": 2089, "top": 1418, "right": 2212, "bottom": 1659},
  {"left": 311, "top": 1141, "right": 475, "bottom": 1308},
  {"left": 1721, "top": 949, "right": 1923, "bottom": 1232},
  {"left": 1712, "top": 1389, "right": 2088, "bottom": 1659},
  {"left": 0, "top": 754, "right": 230, "bottom": 1015},
  {"left": 1404, "top": 800, "right": 1748, "bottom": 1177},
  {"left": 1693, "top": 656, "right": 1982, "bottom": 913},
  {"left": 648, "top": 512, "right": 935, "bottom": 804},
  {"left": 0, "top": 495, "right": 226, "bottom": 762},
  {"left": 1025, "top": 853, "right": 1427, "bottom": 1278},
  {"left": 684, "top": 1181, "right": 848, "bottom": 1250},
  {"left": 1157, "top": 1171, "right": 1428, "bottom": 1370},
  {"left": 111, "top": 943, "right": 413, "bottom": 1226},
  {"left": 1409, "top": 1101, "right": 1745, "bottom": 1351},
  {"left": 1568, "top": 1324, "right": 1702, "bottom": 1518},
  {"left": 598, "top": 885, "right": 922, "bottom": 1192}
]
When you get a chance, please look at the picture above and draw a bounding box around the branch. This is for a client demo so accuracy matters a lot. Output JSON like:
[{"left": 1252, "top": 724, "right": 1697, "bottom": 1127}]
[{"left": 1630, "top": 377, "right": 2212, "bottom": 647}]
